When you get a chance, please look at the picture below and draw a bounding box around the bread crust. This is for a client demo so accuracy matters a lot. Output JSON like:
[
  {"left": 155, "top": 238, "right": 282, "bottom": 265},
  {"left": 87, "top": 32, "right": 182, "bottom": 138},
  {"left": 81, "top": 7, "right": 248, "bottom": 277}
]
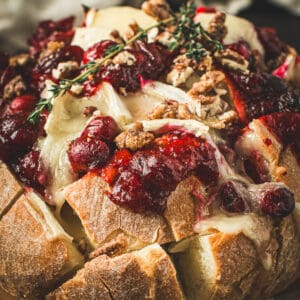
[
  {"left": 48, "top": 244, "right": 184, "bottom": 300},
  {"left": 0, "top": 193, "right": 83, "bottom": 298}
]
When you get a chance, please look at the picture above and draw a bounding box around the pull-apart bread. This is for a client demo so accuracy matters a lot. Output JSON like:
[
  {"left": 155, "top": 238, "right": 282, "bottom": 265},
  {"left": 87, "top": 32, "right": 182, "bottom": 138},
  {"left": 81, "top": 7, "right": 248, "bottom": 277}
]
[{"left": 0, "top": 0, "right": 299, "bottom": 299}]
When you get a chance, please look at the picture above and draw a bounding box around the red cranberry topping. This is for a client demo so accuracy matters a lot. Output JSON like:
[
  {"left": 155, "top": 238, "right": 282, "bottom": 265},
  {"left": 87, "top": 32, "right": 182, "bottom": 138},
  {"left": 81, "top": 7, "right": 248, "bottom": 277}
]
[
  {"left": 83, "top": 40, "right": 117, "bottom": 64},
  {"left": 226, "top": 70, "right": 300, "bottom": 123},
  {"left": 5, "top": 95, "right": 36, "bottom": 115},
  {"left": 82, "top": 41, "right": 174, "bottom": 96},
  {"left": 219, "top": 181, "right": 247, "bottom": 213},
  {"left": 256, "top": 27, "right": 286, "bottom": 62},
  {"left": 28, "top": 16, "right": 75, "bottom": 56},
  {"left": 226, "top": 40, "right": 252, "bottom": 61},
  {"left": 68, "top": 137, "right": 110, "bottom": 174},
  {"left": 261, "top": 112, "right": 300, "bottom": 164},
  {"left": 82, "top": 116, "right": 119, "bottom": 142},
  {"left": 260, "top": 188, "right": 294, "bottom": 217},
  {"left": 67, "top": 116, "right": 119, "bottom": 174},
  {"left": 31, "top": 45, "right": 83, "bottom": 92},
  {"left": 0, "top": 113, "right": 42, "bottom": 161},
  {"left": 13, "top": 150, "right": 48, "bottom": 194},
  {"left": 102, "top": 132, "right": 219, "bottom": 214}
]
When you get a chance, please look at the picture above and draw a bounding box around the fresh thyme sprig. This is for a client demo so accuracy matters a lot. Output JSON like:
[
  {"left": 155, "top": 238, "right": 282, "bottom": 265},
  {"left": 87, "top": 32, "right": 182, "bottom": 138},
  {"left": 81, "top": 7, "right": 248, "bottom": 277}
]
[{"left": 28, "top": 1, "right": 223, "bottom": 124}]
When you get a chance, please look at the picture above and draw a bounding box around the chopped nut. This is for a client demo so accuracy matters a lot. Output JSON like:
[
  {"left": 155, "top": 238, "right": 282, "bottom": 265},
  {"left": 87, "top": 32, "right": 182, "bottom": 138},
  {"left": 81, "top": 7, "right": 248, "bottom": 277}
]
[
  {"left": 112, "top": 51, "right": 136, "bottom": 66},
  {"left": 206, "top": 12, "right": 227, "bottom": 42},
  {"left": 3, "top": 75, "right": 26, "bottom": 101},
  {"left": 147, "top": 100, "right": 194, "bottom": 120},
  {"left": 197, "top": 54, "right": 213, "bottom": 74},
  {"left": 188, "top": 71, "right": 225, "bottom": 96},
  {"left": 9, "top": 54, "right": 33, "bottom": 67},
  {"left": 214, "top": 49, "right": 249, "bottom": 71},
  {"left": 142, "top": 0, "right": 171, "bottom": 20},
  {"left": 155, "top": 30, "right": 176, "bottom": 47},
  {"left": 52, "top": 61, "right": 79, "bottom": 80},
  {"left": 115, "top": 123, "right": 155, "bottom": 151},
  {"left": 166, "top": 54, "right": 196, "bottom": 87},
  {"left": 83, "top": 106, "right": 97, "bottom": 117},
  {"left": 110, "top": 30, "right": 123, "bottom": 43},
  {"left": 125, "top": 21, "right": 140, "bottom": 40}
]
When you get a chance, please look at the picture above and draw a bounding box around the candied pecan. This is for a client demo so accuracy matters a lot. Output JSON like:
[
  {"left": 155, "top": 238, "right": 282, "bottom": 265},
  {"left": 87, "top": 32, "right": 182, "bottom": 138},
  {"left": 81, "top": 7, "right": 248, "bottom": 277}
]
[
  {"left": 39, "top": 41, "right": 65, "bottom": 60},
  {"left": 211, "top": 110, "right": 238, "bottom": 129},
  {"left": 147, "top": 100, "right": 194, "bottom": 120},
  {"left": 188, "top": 70, "right": 225, "bottom": 96},
  {"left": 206, "top": 12, "right": 227, "bottom": 42},
  {"left": 110, "top": 30, "right": 123, "bottom": 43},
  {"left": 115, "top": 123, "right": 155, "bottom": 151},
  {"left": 82, "top": 106, "right": 97, "bottom": 117},
  {"left": 214, "top": 49, "right": 249, "bottom": 71},
  {"left": 3, "top": 75, "right": 27, "bottom": 101},
  {"left": 142, "top": 0, "right": 171, "bottom": 20},
  {"left": 197, "top": 54, "right": 213, "bottom": 74},
  {"left": 125, "top": 22, "right": 140, "bottom": 40}
]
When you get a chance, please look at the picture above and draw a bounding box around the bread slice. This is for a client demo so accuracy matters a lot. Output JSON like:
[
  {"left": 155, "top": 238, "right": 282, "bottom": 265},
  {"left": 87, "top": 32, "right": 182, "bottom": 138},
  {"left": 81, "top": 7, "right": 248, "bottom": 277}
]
[
  {"left": 170, "top": 214, "right": 300, "bottom": 300},
  {"left": 64, "top": 172, "right": 204, "bottom": 252},
  {"left": 47, "top": 244, "right": 184, "bottom": 300},
  {"left": 0, "top": 161, "right": 23, "bottom": 219},
  {"left": 0, "top": 191, "right": 84, "bottom": 299},
  {"left": 64, "top": 172, "right": 174, "bottom": 251}
]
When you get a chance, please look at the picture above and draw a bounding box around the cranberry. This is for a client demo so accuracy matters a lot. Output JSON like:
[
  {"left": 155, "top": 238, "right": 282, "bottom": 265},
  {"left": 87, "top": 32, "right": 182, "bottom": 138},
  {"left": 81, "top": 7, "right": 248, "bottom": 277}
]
[
  {"left": 82, "top": 41, "right": 174, "bottom": 96},
  {"left": 0, "top": 113, "right": 41, "bottom": 160},
  {"left": 6, "top": 95, "right": 36, "bottom": 115},
  {"left": 68, "top": 137, "right": 110, "bottom": 174},
  {"left": 82, "top": 116, "right": 119, "bottom": 142},
  {"left": 110, "top": 171, "right": 152, "bottom": 213},
  {"left": 83, "top": 40, "right": 117, "bottom": 64},
  {"left": 256, "top": 27, "right": 286, "bottom": 62},
  {"left": 219, "top": 181, "right": 247, "bottom": 213},
  {"left": 260, "top": 188, "right": 294, "bottom": 217},
  {"left": 13, "top": 150, "right": 48, "bottom": 193},
  {"left": 130, "top": 151, "right": 184, "bottom": 190},
  {"left": 225, "top": 70, "right": 300, "bottom": 123},
  {"left": 28, "top": 16, "right": 75, "bottom": 56}
]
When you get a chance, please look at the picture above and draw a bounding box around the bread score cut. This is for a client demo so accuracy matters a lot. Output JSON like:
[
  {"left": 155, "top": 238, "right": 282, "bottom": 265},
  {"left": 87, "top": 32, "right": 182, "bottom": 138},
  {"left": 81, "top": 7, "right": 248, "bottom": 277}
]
[
  {"left": 0, "top": 161, "right": 23, "bottom": 219},
  {"left": 0, "top": 191, "right": 84, "bottom": 299},
  {"left": 47, "top": 243, "right": 184, "bottom": 300}
]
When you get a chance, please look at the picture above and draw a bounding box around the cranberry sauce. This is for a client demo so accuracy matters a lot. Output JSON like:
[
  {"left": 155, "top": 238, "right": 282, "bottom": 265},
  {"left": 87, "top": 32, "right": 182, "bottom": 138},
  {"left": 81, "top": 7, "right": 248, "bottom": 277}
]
[
  {"left": 100, "top": 132, "right": 219, "bottom": 214},
  {"left": 13, "top": 150, "right": 48, "bottom": 194},
  {"left": 28, "top": 16, "right": 75, "bottom": 57},
  {"left": 82, "top": 40, "right": 175, "bottom": 96},
  {"left": 256, "top": 27, "right": 287, "bottom": 63},
  {"left": 67, "top": 116, "right": 119, "bottom": 174},
  {"left": 225, "top": 70, "right": 300, "bottom": 123},
  {"left": 261, "top": 112, "right": 300, "bottom": 164}
]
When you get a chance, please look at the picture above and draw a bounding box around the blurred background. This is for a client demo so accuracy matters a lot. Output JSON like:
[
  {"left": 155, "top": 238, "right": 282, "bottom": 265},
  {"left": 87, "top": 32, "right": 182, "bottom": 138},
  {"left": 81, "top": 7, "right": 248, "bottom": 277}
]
[{"left": 0, "top": 0, "right": 299, "bottom": 53}]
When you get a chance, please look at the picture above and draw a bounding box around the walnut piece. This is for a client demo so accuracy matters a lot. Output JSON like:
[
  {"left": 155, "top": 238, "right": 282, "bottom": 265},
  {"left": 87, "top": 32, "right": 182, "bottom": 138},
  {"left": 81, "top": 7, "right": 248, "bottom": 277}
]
[
  {"left": 115, "top": 123, "right": 155, "bottom": 151},
  {"left": 147, "top": 100, "right": 194, "bottom": 120},
  {"left": 3, "top": 75, "right": 27, "bottom": 101},
  {"left": 142, "top": 0, "right": 171, "bottom": 20},
  {"left": 9, "top": 53, "right": 33, "bottom": 68},
  {"left": 188, "top": 70, "right": 225, "bottom": 97},
  {"left": 206, "top": 12, "right": 227, "bottom": 42},
  {"left": 214, "top": 49, "right": 249, "bottom": 71},
  {"left": 113, "top": 51, "right": 136, "bottom": 66}
]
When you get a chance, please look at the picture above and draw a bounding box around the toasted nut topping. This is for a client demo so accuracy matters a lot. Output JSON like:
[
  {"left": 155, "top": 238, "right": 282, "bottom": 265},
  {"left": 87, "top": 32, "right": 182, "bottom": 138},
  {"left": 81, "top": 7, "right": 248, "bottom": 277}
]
[
  {"left": 3, "top": 75, "right": 27, "bottom": 101},
  {"left": 113, "top": 51, "right": 136, "bottom": 66},
  {"left": 52, "top": 61, "right": 79, "bottom": 80},
  {"left": 83, "top": 106, "right": 97, "bottom": 117},
  {"left": 215, "top": 49, "right": 249, "bottom": 71},
  {"left": 9, "top": 54, "right": 33, "bottom": 67},
  {"left": 115, "top": 123, "right": 155, "bottom": 151},
  {"left": 188, "top": 71, "right": 225, "bottom": 96},
  {"left": 206, "top": 12, "right": 227, "bottom": 42},
  {"left": 142, "top": 0, "right": 171, "bottom": 20},
  {"left": 147, "top": 100, "right": 194, "bottom": 120}
]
